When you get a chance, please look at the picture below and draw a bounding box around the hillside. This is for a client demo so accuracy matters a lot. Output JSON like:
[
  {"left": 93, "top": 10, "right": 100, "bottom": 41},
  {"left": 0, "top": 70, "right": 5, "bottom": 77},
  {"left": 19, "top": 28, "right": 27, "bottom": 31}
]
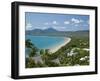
[{"left": 26, "top": 28, "right": 89, "bottom": 38}]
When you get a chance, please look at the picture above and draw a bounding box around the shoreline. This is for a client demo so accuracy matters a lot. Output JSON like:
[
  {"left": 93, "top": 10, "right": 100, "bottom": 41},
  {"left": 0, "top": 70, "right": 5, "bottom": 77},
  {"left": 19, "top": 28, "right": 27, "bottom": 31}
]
[{"left": 48, "top": 37, "right": 71, "bottom": 53}]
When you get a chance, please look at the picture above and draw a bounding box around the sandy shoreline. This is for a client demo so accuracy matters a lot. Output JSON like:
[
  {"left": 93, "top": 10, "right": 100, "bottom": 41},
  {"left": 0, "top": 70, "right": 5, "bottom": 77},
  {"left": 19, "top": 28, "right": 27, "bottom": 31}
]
[{"left": 48, "top": 37, "right": 71, "bottom": 53}]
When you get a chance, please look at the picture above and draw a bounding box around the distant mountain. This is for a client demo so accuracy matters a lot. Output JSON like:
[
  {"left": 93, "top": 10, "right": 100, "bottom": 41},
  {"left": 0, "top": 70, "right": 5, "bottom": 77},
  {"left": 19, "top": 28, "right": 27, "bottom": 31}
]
[
  {"left": 44, "top": 28, "right": 58, "bottom": 32},
  {"left": 26, "top": 27, "right": 89, "bottom": 33},
  {"left": 31, "top": 29, "right": 43, "bottom": 32},
  {"left": 26, "top": 28, "right": 58, "bottom": 34},
  {"left": 74, "top": 30, "right": 89, "bottom": 32},
  {"left": 26, "top": 29, "right": 42, "bottom": 35},
  {"left": 26, "top": 27, "right": 89, "bottom": 37}
]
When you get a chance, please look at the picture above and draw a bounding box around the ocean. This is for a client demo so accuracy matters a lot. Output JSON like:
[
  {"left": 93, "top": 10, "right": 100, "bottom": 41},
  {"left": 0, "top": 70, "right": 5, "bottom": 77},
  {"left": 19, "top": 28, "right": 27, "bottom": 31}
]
[{"left": 26, "top": 35, "right": 66, "bottom": 49}]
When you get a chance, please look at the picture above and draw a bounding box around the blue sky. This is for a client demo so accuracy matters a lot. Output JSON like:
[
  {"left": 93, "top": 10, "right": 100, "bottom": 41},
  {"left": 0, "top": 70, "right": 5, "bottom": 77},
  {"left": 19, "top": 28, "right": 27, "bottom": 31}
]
[{"left": 25, "top": 12, "right": 89, "bottom": 31}]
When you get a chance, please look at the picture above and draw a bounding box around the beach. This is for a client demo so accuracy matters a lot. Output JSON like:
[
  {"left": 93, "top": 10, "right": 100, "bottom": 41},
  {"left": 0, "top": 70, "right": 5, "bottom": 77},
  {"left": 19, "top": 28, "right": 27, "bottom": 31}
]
[{"left": 48, "top": 37, "right": 71, "bottom": 53}]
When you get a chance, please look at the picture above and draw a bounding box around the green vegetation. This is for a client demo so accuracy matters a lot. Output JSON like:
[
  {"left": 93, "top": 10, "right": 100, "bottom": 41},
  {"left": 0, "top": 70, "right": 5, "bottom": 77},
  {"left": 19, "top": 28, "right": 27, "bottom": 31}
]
[
  {"left": 26, "top": 58, "right": 36, "bottom": 68},
  {"left": 40, "top": 49, "right": 45, "bottom": 55},
  {"left": 25, "top": 31, "right": 90, "bottom": 68},
  {"left": 26, "top": 39, "right": 38, "bottom": 57}
]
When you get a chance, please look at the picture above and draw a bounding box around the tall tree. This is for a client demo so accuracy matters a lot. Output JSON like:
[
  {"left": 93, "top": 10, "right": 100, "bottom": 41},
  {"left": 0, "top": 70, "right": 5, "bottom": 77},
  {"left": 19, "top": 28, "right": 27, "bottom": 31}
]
[
  {"left": 29, "top": 47, "right": 38, "bottom": 57},
  {"left": 40, "top": 49, "right": 45, "bottom": 55},
  {"left": 25, "top": 39, "right": 34, "bottom": 48}
]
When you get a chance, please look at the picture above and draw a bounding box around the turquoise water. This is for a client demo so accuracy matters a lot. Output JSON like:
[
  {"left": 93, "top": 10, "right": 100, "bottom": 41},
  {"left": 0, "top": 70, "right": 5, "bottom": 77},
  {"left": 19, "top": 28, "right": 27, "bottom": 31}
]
[{"left": 26, "top": 35, "right": 66, "bottom": 49}]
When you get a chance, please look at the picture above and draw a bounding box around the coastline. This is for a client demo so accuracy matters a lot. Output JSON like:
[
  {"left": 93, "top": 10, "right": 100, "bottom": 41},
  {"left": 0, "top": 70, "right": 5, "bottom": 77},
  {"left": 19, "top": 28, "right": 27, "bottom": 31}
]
[{"left": 48, "top": 37, "right": 71, "bottom": 53}]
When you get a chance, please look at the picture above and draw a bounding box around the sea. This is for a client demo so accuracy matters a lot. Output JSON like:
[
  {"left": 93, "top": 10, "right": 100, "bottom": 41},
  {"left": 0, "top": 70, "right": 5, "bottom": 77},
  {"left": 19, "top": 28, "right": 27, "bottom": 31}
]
[{"left": 26, "top": 35, "right": 66, "bottom": 49}]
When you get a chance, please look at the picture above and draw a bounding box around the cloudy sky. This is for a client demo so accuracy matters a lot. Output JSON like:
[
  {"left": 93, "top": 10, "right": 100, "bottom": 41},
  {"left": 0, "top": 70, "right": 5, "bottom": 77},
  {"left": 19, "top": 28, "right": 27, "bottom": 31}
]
[{"left": 25, "top": 12, "right": 89, "bottom": 31}]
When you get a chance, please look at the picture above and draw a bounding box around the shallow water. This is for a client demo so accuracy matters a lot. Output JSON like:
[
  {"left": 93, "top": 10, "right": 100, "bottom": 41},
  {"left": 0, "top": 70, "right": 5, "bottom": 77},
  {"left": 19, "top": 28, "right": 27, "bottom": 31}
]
[{"left": 26, "top": 35, "right": 67, "bottom": 49}]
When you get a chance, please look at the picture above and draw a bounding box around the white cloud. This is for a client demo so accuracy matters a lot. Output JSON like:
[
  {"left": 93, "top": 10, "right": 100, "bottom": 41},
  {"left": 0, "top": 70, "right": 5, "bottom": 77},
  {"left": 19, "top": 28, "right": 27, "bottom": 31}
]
[
  {"left": 71, "top": 18, "right": 80, "bottom": 23},
  {"left": 44, "top": 22, "right": 49, "bottom": 25},
  {"left": 71, "top": 18, "right": 83, "bottom": 24},
  {"left": 34, "top": 26, "right": 48, "bottom": 30},
  {"left": 53, "top": 21, "right": 58, "bottom": 25},
  {"left": 26, "top": 23, "right": 33, "bottom": 30},
  {"left": 64, "top": 21, "right": 70, "bottom": 24}
]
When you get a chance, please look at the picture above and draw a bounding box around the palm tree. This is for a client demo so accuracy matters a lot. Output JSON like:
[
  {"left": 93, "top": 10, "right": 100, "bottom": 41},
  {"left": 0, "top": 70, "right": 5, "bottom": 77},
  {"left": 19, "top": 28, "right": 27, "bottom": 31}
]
[
  {"left": 29, "top": 47, "right": 38, "bottom": 57},
  {"left": 25, "top": 39, "right": 38, "bottom": 57},
  {"left": 40, "top": 49, "right": 45, "bottom": 55},
  {"left": 25, "top": 39, "right": 34, "bottom": 48}
]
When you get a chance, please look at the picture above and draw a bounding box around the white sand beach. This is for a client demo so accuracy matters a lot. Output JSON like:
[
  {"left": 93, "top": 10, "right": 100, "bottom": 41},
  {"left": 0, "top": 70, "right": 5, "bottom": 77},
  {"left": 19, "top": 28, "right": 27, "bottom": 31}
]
[{"left": 48, "top": 37, "right": 71, "bottom": 53}]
